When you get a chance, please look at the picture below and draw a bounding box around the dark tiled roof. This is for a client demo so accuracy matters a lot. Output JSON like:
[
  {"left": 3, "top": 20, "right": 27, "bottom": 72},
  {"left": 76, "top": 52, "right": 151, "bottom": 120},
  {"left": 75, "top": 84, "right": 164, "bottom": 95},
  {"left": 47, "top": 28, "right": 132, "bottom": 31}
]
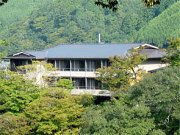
[
  {"left": 25, "top": 51, "right": 47, "bottom": 59},
  {"left": 44, "top": 43, "right": 140, "bottom": 59},
  {"left": 140, "top": 49, "right": 164, "bottom": 58},
  {"left": 7, "top": 43, "right": 163, "bottom": 59},
  {"left": 28, "top": 43, "right": 142, "bottom": 59}
]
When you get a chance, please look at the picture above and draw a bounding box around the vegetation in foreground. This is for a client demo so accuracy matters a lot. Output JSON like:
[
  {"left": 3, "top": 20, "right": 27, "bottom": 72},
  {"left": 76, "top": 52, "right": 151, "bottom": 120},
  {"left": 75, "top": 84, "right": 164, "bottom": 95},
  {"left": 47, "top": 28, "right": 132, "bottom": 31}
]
[
  {"left": 0, "top": 38, "right": 179, "bottom": 135},
  {"left": 0, "top": 66, "right": 179, "bottom": 135}
]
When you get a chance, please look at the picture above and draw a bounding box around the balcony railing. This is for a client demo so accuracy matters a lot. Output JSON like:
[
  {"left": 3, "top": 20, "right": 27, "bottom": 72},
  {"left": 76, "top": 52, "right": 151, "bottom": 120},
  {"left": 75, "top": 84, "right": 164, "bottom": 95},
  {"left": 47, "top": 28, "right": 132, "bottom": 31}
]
[
  {"left": 74, "top": 86, "right": 101, "bottom": 90},
  {"left": 48, "top": 85, "right": 101, "bottom": 90},
  {"left": 56, "top": 68, "right": 97, "bottom": 72}
]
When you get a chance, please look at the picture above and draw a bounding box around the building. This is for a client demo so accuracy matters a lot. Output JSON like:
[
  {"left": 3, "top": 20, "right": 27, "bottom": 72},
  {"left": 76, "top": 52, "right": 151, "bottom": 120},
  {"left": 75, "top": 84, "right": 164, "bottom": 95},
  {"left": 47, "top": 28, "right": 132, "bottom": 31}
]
[{"left": 5, "top": 43, "right": 167, "bottom": 95}]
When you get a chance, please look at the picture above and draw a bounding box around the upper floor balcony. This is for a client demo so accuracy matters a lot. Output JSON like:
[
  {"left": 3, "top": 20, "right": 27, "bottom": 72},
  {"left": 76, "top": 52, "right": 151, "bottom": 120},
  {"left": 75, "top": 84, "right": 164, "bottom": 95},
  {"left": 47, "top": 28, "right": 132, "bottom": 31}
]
[
  {"left": 47, "top": 59, "right": 109, "bottom": 77},
  {"left": 49, "top": 68, "right": 97, "bottom": 78}
]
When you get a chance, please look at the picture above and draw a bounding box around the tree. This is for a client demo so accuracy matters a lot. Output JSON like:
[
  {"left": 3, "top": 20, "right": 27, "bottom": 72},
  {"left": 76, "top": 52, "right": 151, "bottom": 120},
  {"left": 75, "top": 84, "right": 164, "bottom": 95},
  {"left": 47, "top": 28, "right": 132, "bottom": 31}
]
[
  {"left": 96, "top": 47, "right": 146, "bottom": 91},
  {"left": 0, "top": 0, "right": 7, "bottom": 6},
  {"left": 0, "top": 114, "right": 32, "bottom": 135},
  {"left": 0, "top": 40, "right": 9, "bottom": 46},
  {"left": 0, "top": 68, "right": 91, "bottom": 135},
  {"left": 0, "top": 0, "right": 176, "bottom": 53},
  {"left": 0, "top": 0, "right": 162, "bottom": 8},
  {"left": 164, "top": 38, "right": 180, "bottom": 66},
  {"left": 80, "top": 101, "right": 163, "bottom": 135},
  {"left": 24, "top": 97, "right": 85, "bottom": 135},
  {"left": 80, "top": 66, "right": 179, "bottom": 135},
  {"left": 0, "top": 40, "right": 9, "bottom": 60},
  {"left": 126, "top": 66, "right": 180, "bottom": 134},
  {"left": 0, "top": 83, "right": 88, "bottom": 135},
  {"left": 135, "top": 1, "right": 180, "bottom": 47},
  {"left": 18, "top": 61, "right": 55, "bottom": 87},
  {"left": 95, "top": 0, "right": 161, "bottom": 11},
  {"left": 56, "top": 78, "right": 74, "bottom": 91},
  {"left": 0, "top": 72, "right": 40, "bottom": 114}
]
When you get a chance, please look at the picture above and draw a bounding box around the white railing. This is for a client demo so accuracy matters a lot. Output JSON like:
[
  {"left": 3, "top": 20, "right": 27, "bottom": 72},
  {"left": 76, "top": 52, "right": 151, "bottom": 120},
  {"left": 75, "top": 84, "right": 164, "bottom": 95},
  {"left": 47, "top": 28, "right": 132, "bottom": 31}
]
[
  {"left": 57, "top": 68, "right": 96, "bottom": 72},
  {"left": 48, "top": 85, "right": 101, "bottom": 90},
  {"left": 74, "top": 86, "right": 101, "bottom": 90}
]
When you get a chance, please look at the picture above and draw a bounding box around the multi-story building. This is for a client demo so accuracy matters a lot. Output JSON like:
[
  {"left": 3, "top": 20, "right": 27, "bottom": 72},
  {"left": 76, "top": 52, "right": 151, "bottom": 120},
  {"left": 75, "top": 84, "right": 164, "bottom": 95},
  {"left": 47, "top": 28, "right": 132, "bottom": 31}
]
[{"left": 5, "top": 43, "right": 167, "bottom": 95}]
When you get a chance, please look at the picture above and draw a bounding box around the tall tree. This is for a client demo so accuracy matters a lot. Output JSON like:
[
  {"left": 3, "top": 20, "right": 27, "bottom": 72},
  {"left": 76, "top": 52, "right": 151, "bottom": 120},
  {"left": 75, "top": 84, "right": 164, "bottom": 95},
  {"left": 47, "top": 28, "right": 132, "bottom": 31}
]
[
  {"left": 0, "top": 72, "right": 40, "bottom": 114},
  {"left": 96, "top": 47, "right": 146, "bottom": 91},
  {"left": 0, "top": 0, "right": 162, "bottom": 7},
  {"left": 0, "top": 40, "right": 8, "bottom": 59},
  {"left": 164, "top": 38, "right": 180, "bottom": 66},
  {"left": 95, "top": 0, "right": 161, "bottom": 11},
  {"left": 0, "top": 0, "right": 7, "bottom": 6},
  {"left": 127, "top": 66, "right": 180, "bottom": 134}
]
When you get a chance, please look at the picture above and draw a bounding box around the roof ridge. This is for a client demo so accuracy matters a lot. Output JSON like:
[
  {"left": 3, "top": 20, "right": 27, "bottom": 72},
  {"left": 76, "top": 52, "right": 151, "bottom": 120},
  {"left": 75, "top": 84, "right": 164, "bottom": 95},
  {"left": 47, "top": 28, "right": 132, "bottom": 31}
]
[{"left": 43, "top": 43, "right": 144, "bottom": 50}]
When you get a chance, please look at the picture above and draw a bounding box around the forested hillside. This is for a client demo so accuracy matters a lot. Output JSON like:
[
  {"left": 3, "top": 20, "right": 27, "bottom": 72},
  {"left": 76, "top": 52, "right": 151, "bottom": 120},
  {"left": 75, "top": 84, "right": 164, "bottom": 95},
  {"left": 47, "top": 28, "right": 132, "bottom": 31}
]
[
  {"left": 0, "top": 0, "right": 178, "bottom": 54},
  {"left": 0, "top": 0, "right": 48, "bottom": 30},
  {"left": 136, "top": 1, "right": 180, "bottom": 47}
]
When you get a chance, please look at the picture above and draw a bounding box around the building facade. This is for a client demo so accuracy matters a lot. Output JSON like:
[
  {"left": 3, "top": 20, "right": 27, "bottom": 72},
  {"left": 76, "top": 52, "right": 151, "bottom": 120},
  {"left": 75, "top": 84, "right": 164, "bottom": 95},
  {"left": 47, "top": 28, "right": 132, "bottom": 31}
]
[{"left": 5, "top": 43, "right": 167, "bottom": 95}]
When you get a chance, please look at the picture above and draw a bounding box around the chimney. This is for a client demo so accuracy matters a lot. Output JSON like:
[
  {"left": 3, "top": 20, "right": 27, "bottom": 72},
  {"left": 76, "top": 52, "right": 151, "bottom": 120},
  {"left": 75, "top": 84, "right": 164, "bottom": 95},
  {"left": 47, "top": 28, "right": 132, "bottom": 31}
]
[{"left": 98, "top": 33, "right": 101, "bottom": 44}]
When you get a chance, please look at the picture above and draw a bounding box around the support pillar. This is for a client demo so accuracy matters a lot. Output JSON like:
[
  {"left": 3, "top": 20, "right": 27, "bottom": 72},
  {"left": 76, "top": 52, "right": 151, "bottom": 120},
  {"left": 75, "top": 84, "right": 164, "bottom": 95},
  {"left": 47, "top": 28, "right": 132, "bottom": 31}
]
[
  {"left": 55, "top": 60, "right": 57, "bottom": 69},
  {"left": 85, "top": 77, "right": 87, "bottom": 90},
  {"left": 85, "top": 59, "right": 87, "bottom": 71},
  {"left": 70, "top": 60, "right": 72, "bottom": 71},
  {"left": 101, "top": 60, "right": 103, "bottom": 68}
]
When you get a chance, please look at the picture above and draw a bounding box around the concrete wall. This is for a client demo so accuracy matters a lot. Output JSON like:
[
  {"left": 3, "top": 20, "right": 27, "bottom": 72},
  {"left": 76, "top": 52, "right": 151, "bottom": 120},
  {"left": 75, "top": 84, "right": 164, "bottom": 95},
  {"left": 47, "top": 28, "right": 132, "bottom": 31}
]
[
  {"left": 47, "top": 70, "right": 96, "bottom": 78},
  {"left": 47, "top": 59, "right": 168, "bottom": 77},
  {"left": 138, "top": 59, "right": 168, "bottom": 72}
]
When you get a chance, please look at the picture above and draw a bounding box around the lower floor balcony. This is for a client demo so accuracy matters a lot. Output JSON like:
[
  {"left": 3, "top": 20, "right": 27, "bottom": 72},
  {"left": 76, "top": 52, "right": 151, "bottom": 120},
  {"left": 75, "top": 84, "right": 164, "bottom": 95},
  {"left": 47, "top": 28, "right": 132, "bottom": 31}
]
[
  {"left": 48, "top": 70, "right": 96, "bottom": 78},
  {"left": 71, "top": 89, "right": 111, "bottom": 97}
]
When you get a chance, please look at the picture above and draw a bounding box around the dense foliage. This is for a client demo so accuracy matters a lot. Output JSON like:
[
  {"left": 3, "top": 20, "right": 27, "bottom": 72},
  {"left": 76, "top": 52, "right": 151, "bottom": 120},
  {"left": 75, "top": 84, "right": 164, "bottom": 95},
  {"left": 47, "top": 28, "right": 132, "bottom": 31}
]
[
  {"left": 80, "top": 66, "right": 180, "bottom": 135},
  {"left": 164, "top": 38, "right": 180, "bottom": 66},
  {"left": 0, "top": 65, "right": 179, "bottom": 135},
  {"left": 96, "top": 47, "right": 146, "bottom": 91},
  {"left": 0, "top": 0, "right": 166, "bottom": 9},
  {"left": 136, "top": 1, "right": 180, "bottom": 47},
  {"left": 81, "top": 103, "right": 160, "bottom": 135},
  {"left": 0, "top": 0, "right": 178, "bottom": 54},
  {"left": 0, "top": 74, "right": 40, "bottom": 114},
  {"left": 0, "top": 0, "right": 179, "bottom": 134},
  {"left": 56, "top": 78, "right": 74, "bottom": 91},
  {"left": 95, "top": 0, "right": 162, "bottom": 11},
  {"left": 0, "top": 71, "right": 89, "bottom": 135},
  {"left": 0, "top": 0, "right": 47, "bottom": 30}
]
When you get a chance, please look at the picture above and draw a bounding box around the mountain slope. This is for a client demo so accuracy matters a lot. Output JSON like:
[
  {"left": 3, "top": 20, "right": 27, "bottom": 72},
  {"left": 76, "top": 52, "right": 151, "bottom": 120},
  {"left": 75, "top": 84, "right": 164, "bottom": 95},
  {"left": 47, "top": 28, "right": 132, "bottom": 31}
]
[
  {"left": 0, "top": 0, "right": 48, "bottom": 31},
  {"left": 135, "top": 1, "right": 180, "bottom": 47},
  {"left": 0, "top": 0, "right": 178, "bottom": 53}
]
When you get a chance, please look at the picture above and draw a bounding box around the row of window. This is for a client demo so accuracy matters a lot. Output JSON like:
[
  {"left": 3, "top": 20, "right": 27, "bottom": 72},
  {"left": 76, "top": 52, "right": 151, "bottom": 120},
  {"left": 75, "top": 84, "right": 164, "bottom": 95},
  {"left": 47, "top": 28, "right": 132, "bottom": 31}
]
[
  {"left": 11, "top": 59, "right": 109, "bottom": 72},
  {"left": 48, "top": 59, "right": 109, "bottom": 71}
]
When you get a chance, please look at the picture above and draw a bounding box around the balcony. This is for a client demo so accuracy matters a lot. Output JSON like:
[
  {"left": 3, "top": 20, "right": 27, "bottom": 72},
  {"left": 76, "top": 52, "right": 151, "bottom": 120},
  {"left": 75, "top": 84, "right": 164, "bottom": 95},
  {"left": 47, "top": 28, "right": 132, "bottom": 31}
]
[
  {"left": 46, "top": 59, "right": 108, "bottom": 77},
  {"left": 47, "top": 68, "right": 97, "bottom": 77},
  {"left": 71, "top": 89, "right": 111, "bottom": 96}
]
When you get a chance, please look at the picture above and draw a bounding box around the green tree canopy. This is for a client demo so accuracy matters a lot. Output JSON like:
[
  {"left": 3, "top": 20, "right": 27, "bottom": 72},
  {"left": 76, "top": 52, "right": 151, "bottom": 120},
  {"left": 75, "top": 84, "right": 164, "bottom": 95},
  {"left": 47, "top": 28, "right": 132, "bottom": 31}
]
[
  {"left": 80, "top": 66, "right": 180, "bottom": 135},
  {"left": 80, "top": 101, "right": 162, "bottom": 135},
  {"left": 0, "top": 0, "right": 177, "bottom": 53},
  {"left": 24, "top": 97, "right": 85, "bottom": 135},
  {"left": 96, "top": 47, "right": 146, "bottom": 91},
  {"left": 56, "top": 78, "right": 74, "bottom": 91},
  {"left": 0, "top": 0, "right": 162, "bottom": 8},
  {"left": 95, "top": 0, "right": 161, "bottom": 11},
  {"left": 164, "top": 38, "right": 180, "bottom": 66},
  {"left": 126, "top": 66, "right": 180, "bottom": 134},
  {"left": 0, "top": 72, "right": 40, "bottom": 114}
]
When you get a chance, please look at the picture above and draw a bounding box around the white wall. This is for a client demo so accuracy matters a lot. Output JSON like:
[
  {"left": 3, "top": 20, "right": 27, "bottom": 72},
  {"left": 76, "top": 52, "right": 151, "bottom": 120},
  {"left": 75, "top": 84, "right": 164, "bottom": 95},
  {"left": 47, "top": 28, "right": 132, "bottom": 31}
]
[
  {"left": 137, "top": 59, "right": 168, "bottom": 72},
  {"left": 47, "top": 59, "right": 168, "bottom": 78},
  {"left": 46, "top": 71, "right": 96, "bottom": 78}
]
